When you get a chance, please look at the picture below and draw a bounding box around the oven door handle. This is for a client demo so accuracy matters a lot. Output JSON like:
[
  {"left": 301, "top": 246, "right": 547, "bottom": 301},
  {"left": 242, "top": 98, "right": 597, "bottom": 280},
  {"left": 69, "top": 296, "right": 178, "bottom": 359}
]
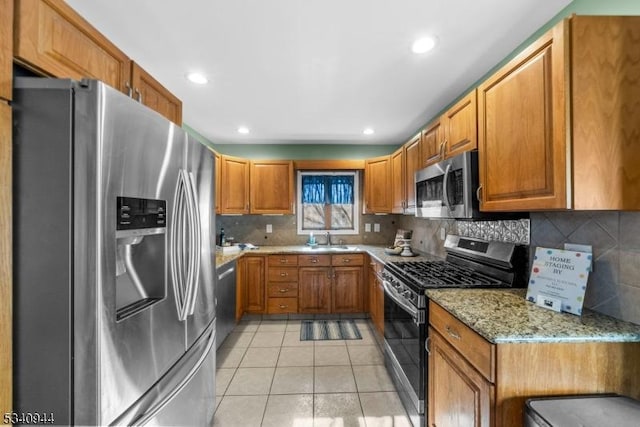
[{"left": 382, "top": 280, "right": 420, "bottom": 322}]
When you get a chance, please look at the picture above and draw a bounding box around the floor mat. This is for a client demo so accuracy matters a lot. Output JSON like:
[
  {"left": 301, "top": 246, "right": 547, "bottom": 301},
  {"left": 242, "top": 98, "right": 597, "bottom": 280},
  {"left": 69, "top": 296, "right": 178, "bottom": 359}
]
[{"left": 300, "top": 319, "right": 362, "bottom": 341}]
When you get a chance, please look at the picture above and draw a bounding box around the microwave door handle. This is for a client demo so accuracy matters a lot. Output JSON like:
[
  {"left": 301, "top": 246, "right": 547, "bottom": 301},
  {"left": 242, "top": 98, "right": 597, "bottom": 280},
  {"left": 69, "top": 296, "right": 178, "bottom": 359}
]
[{"left": 442, "top": 163, "right": 453, "bottom": 214}]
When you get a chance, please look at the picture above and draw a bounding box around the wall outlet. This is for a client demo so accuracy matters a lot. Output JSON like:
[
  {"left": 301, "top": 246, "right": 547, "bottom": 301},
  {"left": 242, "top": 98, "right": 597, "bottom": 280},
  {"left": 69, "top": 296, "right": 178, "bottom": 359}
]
[
  {"left": 374, "top": 223, "right": 380, "bottom": 232},
  {"left": 266, "top": 224, "right": 273, "bottom": 233},
  {"left": 440, "top": 228, "right": 446, "bottom": 240},
  {"left": 365, "top": 223, "right": 371, "bottom": 232}
]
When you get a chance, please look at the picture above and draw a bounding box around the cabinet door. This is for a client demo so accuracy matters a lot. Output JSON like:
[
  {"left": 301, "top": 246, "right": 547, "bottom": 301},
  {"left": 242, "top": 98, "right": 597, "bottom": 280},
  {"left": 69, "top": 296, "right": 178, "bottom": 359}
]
[
  {"left": 130, "top": 62, "right": 182, "bottom": 125},
  {"left": 332, "top": 266, "right": 363, "bottom": 313},
  {"left": 250, "top": 160, "right": 294, "bottom": 214},
  {"left": 364, "top": 155, "right": 392, "bottom": 213},
  {"left": 214, "top": 151, "right": 221, "bottom": 214},
  {"left": 428, "top": 328, "right": 493, "bottom": 427},
  {"left": 443, "top": 90, "right": 477, "bottom": 158},
  {"left": 404, "top": 133, "right": 422, "bottom": 212},
  {"left": 478, "top": 20, "right": 568, "bottom": 211},
  {"left": 391, "top": 147, "right": 405, "bottom": 214},
  {"left": 0, "top": 0, "right": 12, "bottom": 101},
  {"left": 242, "top": 256, "right": 266, "bottom": 314},
  {"left": 421, "top": 119, "right": 442, "bottom": 168},
  {"left": 298, "top": 267, "right": 331, "bottom": 313},
  {"left": 14, "top": 0, "right": 131, "bottom": 93},
  {"left": 571, "top": 16, "right": 640, "bottom": 210},
  {"left": 220, "top": 155, "right": 250, "bottom": 214}
]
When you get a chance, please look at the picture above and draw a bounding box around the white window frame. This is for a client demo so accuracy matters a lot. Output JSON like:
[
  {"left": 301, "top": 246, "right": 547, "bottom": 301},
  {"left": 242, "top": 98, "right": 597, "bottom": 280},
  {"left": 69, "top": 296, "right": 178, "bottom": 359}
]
[{"left": 296, "top": 170, "right": 360, "bottom": 236}]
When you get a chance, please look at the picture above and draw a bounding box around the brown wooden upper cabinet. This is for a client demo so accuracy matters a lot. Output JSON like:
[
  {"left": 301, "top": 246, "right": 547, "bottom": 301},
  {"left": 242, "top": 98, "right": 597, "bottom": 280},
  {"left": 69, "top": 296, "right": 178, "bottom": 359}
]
[
  {"left": 391, "top": 132, "right": 422, "bottom": 215},
  {"left": 404, "top": 132, "right": 422, "bottom": 213},
  {"left": 219, "top": 157, "right": 294, "bottom": 214},
  {"left": 442, "top": 90, "right": 477, "bottom": 159},
  {"left": 14, "top": 0, "right": 183, "bottom": 124},
  {"left": 420, "top": 118, "right": 442, "bottom": 167},
  {"left": 390, "top": 146, "right": 405, "bottom": 214},
  {"left": 130, "top": 62, "right": 183, "bottom": 125},
  {"left": 219, "top": 155, "right": 250, "bottom": 214},
  {"left": 478, "top": 16, "right": 640, "bottom": 211},
  {"left": 250, "top": 160, "right": 294, "bottom": 214},
  {"left": 421, "top": 91, "right": 477, "bottom": 168},
  {"left": 213, "top": 151, "right": 221, "bottom": 214},
  {"left": 364, "top": 155, "right": 392, "bottom": 213},
  {"left": 1, "top": 0, "right": 13, "bottom": 101},
  {"left": 14, "top": 0, "right": 131, "bottom": 93}
]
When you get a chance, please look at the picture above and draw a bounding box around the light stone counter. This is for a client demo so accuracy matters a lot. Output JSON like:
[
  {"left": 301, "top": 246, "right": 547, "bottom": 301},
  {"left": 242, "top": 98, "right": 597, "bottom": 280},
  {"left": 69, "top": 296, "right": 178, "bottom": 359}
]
[
  {"left": 215, "top": 244, "right": 442, "bottom": 268},
  {"left": 426, "top": 288, "right": 640, "bottom": 344}
]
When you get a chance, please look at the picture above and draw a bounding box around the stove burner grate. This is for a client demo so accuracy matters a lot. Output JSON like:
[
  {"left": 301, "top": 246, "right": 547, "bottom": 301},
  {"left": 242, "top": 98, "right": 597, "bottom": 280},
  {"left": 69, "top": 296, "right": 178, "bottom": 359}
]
[{"left": 391, "top": 260, "right": 505, "bottom": 288}]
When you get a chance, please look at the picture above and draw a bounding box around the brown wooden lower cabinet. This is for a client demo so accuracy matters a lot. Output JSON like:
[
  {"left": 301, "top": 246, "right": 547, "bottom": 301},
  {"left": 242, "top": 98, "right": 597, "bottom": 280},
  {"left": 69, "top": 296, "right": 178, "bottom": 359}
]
[
  {"left": 332, "top": 266, "right": 363, "bottom": 313},
  {"left": 239, "top": 255, "right": 266, "bottom": 314},
  {"left": 428, "top": 301, "right": 640, "bottom": 427},
  {"left": 298, "top": 267, "right": 332, "bottom": 313},
  {"left": 236, "top": 252, "right": 366, "bottom": 316},
  {"left": 368, "top": 257, "right": 385, "bottom": 337}
]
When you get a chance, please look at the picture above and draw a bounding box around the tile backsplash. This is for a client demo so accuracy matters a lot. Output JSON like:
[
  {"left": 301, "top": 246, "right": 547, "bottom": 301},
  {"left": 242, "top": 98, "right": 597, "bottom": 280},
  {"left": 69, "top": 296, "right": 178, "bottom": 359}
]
[
  {"left": 216, "top": 214, "right": 398, "bottom": 246},
  {"left": 401, "top": 212, "right": 640, "bottom": 325},
  {"left": 530, "top": 211, "right": 640, "bottom": 325},
  {"left": 218, "top": 209, "right": 640, "bottom": 326}
]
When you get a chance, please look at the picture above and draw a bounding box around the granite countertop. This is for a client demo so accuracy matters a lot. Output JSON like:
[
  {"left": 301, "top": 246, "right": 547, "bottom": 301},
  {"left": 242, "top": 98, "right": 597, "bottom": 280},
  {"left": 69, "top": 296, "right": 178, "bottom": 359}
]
[
  {"left": 426, "top": 288, "right": 640, "bottom": 344},
  {"left": 215, "top": 244, "right": 441, "bottom": 268}
]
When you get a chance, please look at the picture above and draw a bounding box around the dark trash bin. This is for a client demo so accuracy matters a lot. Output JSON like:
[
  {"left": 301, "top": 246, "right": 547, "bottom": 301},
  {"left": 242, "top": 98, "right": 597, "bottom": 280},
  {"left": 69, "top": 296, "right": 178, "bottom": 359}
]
[{"left": 524, "top": 394, "right": 640, "bottom": 427}]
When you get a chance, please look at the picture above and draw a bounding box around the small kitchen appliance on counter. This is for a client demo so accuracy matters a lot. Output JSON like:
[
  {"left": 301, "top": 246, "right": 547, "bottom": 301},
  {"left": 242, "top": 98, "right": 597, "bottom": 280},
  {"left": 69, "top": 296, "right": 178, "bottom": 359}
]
[{"left": 381, "top": 234, "right": 527, "bottom": 427}]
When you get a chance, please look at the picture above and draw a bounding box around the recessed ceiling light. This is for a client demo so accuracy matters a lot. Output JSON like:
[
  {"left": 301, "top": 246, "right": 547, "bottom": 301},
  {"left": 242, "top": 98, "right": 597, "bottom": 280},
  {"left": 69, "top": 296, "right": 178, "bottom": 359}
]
[
  {"left": 237, "top": 126, "right": 250, "bottom": 134},
  {"left": 412, "top": 36, "right": 437, "bottom": 54},
  {"left": 363, "top": 128, "right": 375, "bottom": 135},
  {"left": 186, "top": 72, "right": 208, "bottom": 85}
]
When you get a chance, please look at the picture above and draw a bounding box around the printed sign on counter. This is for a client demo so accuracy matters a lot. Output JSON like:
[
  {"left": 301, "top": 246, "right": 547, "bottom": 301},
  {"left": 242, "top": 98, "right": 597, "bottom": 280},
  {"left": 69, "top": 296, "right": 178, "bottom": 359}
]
[{"left": 526, "top": 247, "right": 592, "bottom": 316}]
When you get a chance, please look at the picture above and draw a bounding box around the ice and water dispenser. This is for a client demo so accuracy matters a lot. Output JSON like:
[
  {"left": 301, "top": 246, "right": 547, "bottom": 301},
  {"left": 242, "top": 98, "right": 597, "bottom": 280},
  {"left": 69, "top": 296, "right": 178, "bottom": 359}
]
[{"left": 115, "top": 196, "right": 167, "bottom": 320}]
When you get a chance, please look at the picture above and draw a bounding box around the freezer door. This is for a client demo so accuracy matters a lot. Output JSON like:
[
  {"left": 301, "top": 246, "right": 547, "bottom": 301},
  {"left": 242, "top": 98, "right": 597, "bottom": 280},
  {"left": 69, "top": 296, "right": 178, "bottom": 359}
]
[
  {"left": 184, "top": 136, "right": 216, "bottom": 348},
  {"left": 73, "top": 81, "right": 187, "bottom": 425},
  {"left": 111, "top": 320, "right": 216, "bottom": 426}
]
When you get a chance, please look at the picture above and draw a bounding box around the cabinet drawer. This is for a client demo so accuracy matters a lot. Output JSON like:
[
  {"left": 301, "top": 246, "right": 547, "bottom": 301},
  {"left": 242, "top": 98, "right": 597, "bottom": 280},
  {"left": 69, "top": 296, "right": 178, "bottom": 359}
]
[
  {"left": 332, "top": 253, "right": 364, "bottom": 266},
  {"left": 429, "top": 301, "right": 495, "bottom": 382},
  {"left": 268, "top": 267, "right": 298, "bottom": 282},
  {"left": 299, "top": 254, "right": 331, "bottom": 266},
  {"left": 268, "top": 297, "right": 298, "bottom": 314},
  {"left": 268, "top": 254, "right": 298, "bottom": 266},
  {"left": 268, "top": 283, "right": 298, "bottom": 297}
]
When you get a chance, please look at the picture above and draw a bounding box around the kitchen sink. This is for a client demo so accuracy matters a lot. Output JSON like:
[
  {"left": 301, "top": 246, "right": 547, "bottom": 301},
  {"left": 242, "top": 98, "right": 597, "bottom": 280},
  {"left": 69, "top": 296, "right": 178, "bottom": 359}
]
[{"left": 303, "top": 245, "right": 358, "bottom": 252}]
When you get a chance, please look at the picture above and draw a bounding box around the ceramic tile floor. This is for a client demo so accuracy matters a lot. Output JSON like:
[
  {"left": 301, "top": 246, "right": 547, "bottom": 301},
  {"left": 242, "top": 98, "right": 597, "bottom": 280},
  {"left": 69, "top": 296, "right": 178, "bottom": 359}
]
[{"left": 214, "top": 318, "right": 412, "bottom": 427}]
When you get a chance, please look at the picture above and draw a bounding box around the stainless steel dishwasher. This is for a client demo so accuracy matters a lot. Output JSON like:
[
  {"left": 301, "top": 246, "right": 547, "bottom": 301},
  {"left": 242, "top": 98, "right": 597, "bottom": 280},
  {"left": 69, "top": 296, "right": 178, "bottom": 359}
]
[{"left": 215, "top": 261, "right": 237, "bottom": 349}]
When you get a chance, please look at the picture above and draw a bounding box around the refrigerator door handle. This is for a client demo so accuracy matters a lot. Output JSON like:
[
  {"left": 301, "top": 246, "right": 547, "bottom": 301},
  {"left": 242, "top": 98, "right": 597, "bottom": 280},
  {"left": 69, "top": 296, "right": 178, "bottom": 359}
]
[
  {"left": 131, "top": 324, "right": 216, "bottom": 426},
  {"left": 170, "top": 170, "right": 189, "bottom": 320},
  {"left": 185, "top": 171, "right": 201, "bottom": 316}
]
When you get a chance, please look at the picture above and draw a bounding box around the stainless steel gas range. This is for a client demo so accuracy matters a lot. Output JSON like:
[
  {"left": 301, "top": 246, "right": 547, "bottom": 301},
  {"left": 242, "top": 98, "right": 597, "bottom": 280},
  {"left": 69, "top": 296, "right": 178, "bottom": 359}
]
[{"left": 381, "top": 234, "right": 527, "bottom": 427}]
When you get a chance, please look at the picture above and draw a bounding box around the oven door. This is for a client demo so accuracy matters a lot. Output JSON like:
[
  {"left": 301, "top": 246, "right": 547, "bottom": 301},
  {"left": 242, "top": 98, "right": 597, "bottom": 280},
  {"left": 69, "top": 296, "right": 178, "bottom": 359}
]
[{"left": 382, "top": 280, "right": 426, "bottom": 424}]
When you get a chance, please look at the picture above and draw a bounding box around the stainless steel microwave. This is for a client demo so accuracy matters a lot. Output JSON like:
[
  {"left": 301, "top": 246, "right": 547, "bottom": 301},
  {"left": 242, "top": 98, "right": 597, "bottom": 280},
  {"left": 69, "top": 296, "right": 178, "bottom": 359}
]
[{"left": 415, "top": 150, "right": 482, "bottom": 219}]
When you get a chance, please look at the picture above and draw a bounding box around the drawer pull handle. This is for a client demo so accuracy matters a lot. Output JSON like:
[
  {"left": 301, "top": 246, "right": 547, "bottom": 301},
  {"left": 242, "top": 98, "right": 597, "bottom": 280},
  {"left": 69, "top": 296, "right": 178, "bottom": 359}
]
[
  {"left": 280, "top": 272, "right": 288, "bottom": 277},
  {"left": 343, "top": 259, "right": 351, "bottom": 263},
  {"left": 279, "top": 305, "right": 288, "bottom": 309},
  {"left": 446, "top": 325, "right": 461, "bottom": 340},
  {"left": 279, "top": 289, "right": 289, "bottom": 293},
  {"left": 280, "top": 259, "right": 288, "bottom": 263},
  {"left": 311, "top": 258, "right": 318, "bottom": 263}
]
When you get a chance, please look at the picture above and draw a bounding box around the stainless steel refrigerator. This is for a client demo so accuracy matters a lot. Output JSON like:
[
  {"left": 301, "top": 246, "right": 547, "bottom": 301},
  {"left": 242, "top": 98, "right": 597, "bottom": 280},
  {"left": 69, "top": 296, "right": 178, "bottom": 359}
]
[{"left": 13, "top": 78, "right": 216, "bottom": 426}]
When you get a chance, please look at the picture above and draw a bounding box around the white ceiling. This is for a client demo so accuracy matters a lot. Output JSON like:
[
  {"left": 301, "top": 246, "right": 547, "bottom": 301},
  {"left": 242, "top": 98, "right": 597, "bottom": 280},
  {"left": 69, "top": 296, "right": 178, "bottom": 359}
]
[{"left": 65, "top": 0, "right": 572, "bottom": 145}]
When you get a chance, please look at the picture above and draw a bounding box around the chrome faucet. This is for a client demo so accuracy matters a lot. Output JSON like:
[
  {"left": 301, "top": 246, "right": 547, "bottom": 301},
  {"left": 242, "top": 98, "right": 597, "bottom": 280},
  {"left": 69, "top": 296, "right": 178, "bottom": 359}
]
[{"left": 325, "top": 231, "right": 332, "bottom": 246}]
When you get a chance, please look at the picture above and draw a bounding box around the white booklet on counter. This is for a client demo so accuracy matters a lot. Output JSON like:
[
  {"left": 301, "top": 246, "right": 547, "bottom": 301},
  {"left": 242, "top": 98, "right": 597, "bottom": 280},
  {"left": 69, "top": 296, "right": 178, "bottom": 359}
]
[{"left": 526, "top": 246, "right": 592, "bottom": 316}]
